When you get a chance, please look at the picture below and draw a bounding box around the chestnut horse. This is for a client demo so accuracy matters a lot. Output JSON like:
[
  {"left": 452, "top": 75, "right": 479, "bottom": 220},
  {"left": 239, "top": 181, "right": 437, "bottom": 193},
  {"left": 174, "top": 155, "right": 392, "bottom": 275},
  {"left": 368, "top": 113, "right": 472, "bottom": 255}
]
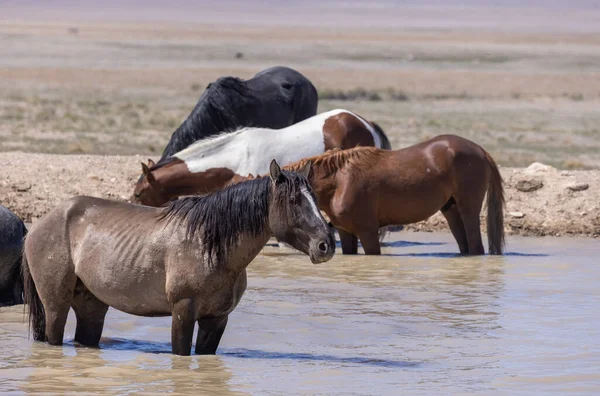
[
  {"left": 284, "top": 134, "right": 505, "bottom": 255},
  {"left": 131, "top": 109, "right": 391, "bottom": 207},
  {"left": 22, "top": 160, "right": 335, "bottom": 356}
]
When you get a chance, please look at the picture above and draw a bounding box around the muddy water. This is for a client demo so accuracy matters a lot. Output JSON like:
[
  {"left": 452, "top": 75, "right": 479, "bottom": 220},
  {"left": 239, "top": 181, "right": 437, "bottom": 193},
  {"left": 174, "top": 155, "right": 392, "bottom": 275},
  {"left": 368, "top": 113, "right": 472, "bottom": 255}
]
[{"left": 1, "top": 232, "right": 599, "bottom": 395}]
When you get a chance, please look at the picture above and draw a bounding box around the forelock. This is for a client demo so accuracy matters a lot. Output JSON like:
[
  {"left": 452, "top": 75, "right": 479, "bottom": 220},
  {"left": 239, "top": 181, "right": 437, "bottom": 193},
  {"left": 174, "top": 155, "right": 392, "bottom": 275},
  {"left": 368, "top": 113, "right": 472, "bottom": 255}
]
[{"left": 271, "top": 171, "right": 310, "bottom": 202}]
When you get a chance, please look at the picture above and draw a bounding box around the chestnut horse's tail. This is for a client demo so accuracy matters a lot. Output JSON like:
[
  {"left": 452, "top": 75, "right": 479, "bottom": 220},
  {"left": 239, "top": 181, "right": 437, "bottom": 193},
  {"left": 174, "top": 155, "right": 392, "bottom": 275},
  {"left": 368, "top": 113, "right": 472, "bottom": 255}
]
[
  {"left": 484, "top": 150, "right": 505, "bottom": 255},
  {"left": 22, "top": 247, "right": 46, "bottom": 341}
]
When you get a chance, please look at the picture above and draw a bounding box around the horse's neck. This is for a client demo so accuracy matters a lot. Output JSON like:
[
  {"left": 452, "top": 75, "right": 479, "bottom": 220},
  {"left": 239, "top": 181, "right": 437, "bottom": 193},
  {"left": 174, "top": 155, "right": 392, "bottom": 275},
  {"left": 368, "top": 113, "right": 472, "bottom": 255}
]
[
  {"left": 310, "top": 162, "right": 339, "bottom": 204},
  {"left": 155, "top": 163, "right": 231, "bottom": 197},
  {"left": 185, "top": 103, "right": 221, "bottom": 137},
  {"left": 207, "top": 206, "right": 273, "bottom": 274},
  {"left": 154, "top": 162, "right": 191, "bottom": 189},
  {"left": 161, "top": 102, "right": 224, "bottom": 159},
  {"left": 227, "top": 227, "right": 272, "bottom": 273}
]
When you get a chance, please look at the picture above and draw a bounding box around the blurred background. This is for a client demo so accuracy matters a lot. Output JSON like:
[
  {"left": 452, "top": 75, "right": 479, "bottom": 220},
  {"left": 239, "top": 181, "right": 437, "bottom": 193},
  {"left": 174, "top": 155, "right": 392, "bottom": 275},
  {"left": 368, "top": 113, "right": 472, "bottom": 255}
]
[{"left": 1, "top": 0, "right": 599, "bottom": 169}]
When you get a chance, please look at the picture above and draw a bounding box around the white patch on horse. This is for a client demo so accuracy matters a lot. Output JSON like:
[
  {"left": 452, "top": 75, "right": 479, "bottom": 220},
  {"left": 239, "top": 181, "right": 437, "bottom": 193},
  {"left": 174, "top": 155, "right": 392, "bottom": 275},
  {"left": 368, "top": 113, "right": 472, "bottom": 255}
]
[
  {"left": 301, "top": 187, "right": 327, "bottom": 227},
  {"left": 174, "top": 109, "right": 349, "bottom": 177}
]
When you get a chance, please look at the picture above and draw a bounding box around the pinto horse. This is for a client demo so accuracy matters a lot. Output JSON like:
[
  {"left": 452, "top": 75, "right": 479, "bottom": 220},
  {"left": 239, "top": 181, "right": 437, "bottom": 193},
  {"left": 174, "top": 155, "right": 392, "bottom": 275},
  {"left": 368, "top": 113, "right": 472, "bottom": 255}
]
[
  {"left": 154, "top": 66, "right": 317, "bottom": 166},
  {"left": 131, "top": 109, "right": 391, "bottom": 207},
  {"left": 22, "top": 160, "right": 335, "bottom": 356},
  {"left": 284, "top": 134, "right": 505, "bottom": 255}
]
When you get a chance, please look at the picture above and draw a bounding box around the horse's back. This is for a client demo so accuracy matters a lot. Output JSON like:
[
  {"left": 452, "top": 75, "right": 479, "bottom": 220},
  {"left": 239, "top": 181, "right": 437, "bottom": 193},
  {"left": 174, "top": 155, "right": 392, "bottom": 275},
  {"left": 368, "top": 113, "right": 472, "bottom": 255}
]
[
  {"left": 423, "top": 134, "right": 487, "bottom": 158},
  {"left": 252, "top": 66, "right": 315, "bottom": 92},
  {"left": 338, "top": 136, "right": 476, "bottom": 195},
  {"left": 382, "top": 134, "right": 491, "bottom": 200},
  {"left": 248, "top": 66, "right": 318, "bottom": 123},
  {"left": 25, "top": 196, "right": 156, "bottom": 258},
  {"left": 25, "top": 196, "right": 92, "bottom": 258}
]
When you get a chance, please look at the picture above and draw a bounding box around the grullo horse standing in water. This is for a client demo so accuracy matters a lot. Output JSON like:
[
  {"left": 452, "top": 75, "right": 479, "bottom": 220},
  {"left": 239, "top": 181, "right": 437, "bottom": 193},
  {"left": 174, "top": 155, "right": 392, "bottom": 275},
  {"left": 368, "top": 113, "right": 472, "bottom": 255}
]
[
  {"left": 131, "top": 109, "right": 391, "bottom": 207},
  {"left": 22, "top": 161, "right": 335, "bottom": 356},
  {"left": 150, "top": 66, "right": 318, "bottom": 171},
  {"left": 0, "top": 205, "right": 27, "bottom": 306},
  {"left": 284, "top": 135, "right": 506, "bottom": 256}
]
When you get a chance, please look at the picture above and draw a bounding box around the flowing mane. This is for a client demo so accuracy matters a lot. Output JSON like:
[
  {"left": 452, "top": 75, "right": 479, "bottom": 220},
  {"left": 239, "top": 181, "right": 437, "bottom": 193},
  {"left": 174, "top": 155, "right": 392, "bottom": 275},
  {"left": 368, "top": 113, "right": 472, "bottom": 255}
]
[
  {"left": 158, "top": 170, "right": 309, "bottom": 268},
  {"left": 157, "top": 76, "right": 253, "bottom": 165},
  {"left": 148, "top": 126, "right": 268, "bottom": 173},
  {"left": 285, "top": 146, "right": 382, "bottom": 175},
  {"left": 158, "top": 177, "right": 270, "bottom": 269},
  {"left": 172, "top": 128, "right": 249, "bottom": 162}
]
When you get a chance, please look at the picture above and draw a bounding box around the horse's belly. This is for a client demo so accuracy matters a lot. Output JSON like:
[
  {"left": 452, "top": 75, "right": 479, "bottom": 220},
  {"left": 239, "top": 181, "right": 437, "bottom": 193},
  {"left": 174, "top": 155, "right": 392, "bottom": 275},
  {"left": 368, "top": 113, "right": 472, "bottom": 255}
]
[
  {"left": 381, "top": 187, "right": 451, "bottom": 225},
  {"left": 75, "top": 260, "right": 171, "bottom": 317}
]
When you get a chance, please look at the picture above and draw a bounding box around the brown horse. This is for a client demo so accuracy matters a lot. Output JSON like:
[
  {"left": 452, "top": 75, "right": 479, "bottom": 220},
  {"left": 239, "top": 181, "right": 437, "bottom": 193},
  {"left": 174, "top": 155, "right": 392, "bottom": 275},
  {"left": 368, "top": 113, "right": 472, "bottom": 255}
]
[
  {"left": 22, "top": 160, "right": 335, "bottom": 356},
  {"left": 131, "top": 109, "right": 391, "bottom": 207},
  {"left": 284, "top": 134, "right": 505, "bottom": 255}
]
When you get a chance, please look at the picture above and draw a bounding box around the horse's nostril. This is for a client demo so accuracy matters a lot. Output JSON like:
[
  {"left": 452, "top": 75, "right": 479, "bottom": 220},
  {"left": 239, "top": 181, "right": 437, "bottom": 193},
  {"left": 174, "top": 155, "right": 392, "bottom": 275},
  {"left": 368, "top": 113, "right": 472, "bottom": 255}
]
[{"left": 318, "top": 241, "right": 328, "bottom": 253}]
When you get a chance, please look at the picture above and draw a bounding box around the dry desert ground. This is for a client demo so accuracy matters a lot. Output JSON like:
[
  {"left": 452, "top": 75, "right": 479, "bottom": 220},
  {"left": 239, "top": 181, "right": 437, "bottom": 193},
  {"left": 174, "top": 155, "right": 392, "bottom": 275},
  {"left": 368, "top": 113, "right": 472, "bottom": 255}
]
[{"left": 1, "top": 1, "right": 599, "bottom": 237}]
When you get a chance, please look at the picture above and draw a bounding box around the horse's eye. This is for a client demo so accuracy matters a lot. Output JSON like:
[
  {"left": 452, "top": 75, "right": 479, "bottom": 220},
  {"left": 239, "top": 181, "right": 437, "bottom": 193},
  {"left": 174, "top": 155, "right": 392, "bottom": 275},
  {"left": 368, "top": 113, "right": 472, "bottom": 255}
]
[{"left": 134, "top": 193, "right": 141, "bottom": 198}]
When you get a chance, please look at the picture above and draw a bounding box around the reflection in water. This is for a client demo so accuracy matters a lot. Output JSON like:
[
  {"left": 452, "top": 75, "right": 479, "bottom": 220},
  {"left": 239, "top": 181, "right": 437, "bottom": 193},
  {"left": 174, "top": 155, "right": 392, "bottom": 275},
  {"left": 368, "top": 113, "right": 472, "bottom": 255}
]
[
  {"left": 0, "top": 232, "right": 599, "bottom": 394},
  {"left": 18, "top": 340, "right": 240, "bottom": 395}
]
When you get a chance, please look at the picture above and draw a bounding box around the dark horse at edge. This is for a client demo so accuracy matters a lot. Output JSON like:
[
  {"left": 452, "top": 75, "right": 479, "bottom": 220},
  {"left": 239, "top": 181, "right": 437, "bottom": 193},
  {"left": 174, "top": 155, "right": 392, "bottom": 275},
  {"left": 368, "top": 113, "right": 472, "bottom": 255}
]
[
  {"left": 150, "top": 66, "right": 318, "bottom": 173},
  {"left": 0, "top": 205, "right": 27, "bottom": 306}
]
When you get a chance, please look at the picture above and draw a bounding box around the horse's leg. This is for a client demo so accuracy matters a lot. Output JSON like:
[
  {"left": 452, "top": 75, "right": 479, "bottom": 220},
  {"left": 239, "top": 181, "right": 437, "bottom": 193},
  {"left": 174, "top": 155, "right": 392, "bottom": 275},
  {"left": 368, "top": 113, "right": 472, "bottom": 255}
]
[
  {"left": 338, "top": 229, "right": 358, "bottom": 254},
  {"left": 441, "top": 203, "right": 468, "bottom": 254},
  {"left": 44, "top": 300, "right": 73, "bottom": 346},
  {"left": 42, "top": 270, "right": 77, "bottom": 346},
  {"left": 456, "top": 201, "right": 485, "bottom": 255},
  {"left": 171, "top": 299, "right": 196, "bottom": 356},
  {"left": 357, "top": 229, "right": 381, "bottom": 255},
  {"left": 71, "top": 280, "right": 109, "bottom": 347},
  {"left": 195, "top": 315, "right": 228, "bottom": 355}
]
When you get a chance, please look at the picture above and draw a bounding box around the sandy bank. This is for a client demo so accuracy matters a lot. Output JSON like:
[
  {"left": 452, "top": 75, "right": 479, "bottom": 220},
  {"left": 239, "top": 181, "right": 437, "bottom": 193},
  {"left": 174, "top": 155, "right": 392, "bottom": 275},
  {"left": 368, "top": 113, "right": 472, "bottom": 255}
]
[{"left": 1, "top": 152, "right": 598, "bottom": 238}]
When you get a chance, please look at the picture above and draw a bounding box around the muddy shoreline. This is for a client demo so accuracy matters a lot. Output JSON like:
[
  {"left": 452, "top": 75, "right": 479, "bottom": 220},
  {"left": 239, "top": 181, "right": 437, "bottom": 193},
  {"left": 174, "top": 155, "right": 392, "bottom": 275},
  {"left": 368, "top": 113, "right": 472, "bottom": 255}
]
[{"left": 1, "top": 152, "right": 598, "bottom": 238}]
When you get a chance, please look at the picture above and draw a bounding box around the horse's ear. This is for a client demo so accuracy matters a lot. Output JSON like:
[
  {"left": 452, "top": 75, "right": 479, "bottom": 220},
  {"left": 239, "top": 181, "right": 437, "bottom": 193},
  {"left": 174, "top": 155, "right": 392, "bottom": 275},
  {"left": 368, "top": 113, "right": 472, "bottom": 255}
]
[
  {"left": 147, "top": 158, "right": 156, "bottom": 168},
  {"left": 269, "top": 159, "right": 284, "bottom": 184},
  {"left": 299, "top": 161, "right": 312, "bottom": 179},
  {"left": 141, "top": 163, "right": 156, "bottom": 184}
]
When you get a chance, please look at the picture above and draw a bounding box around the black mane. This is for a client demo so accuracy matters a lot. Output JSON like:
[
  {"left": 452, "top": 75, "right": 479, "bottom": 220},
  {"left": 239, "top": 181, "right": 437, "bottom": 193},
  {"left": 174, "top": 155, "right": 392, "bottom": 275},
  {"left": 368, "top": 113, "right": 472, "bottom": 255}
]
[
  {"left": 159, "top": 171, "right": 309, "bottom": 268},
  {"left": 157, "top": 77, "right": 253, "bottom": 166}
]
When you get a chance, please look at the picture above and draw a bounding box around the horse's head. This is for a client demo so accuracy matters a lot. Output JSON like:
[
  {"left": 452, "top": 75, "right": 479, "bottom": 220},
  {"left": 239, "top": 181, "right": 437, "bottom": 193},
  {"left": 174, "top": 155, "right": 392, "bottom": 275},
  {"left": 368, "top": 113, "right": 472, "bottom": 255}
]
[
  {"left": 267, "top": 159, "right": 335, "bottom": 264},
  {"left": 131, "top": 161, "right": 170, "bottom": 207}
]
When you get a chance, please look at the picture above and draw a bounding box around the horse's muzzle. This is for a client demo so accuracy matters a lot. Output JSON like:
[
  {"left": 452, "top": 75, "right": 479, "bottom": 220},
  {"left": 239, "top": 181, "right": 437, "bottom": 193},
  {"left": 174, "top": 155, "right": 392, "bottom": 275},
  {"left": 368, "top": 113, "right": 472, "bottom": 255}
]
[{"left": 309, "top": 235, "right": 336, "bottom": 264}]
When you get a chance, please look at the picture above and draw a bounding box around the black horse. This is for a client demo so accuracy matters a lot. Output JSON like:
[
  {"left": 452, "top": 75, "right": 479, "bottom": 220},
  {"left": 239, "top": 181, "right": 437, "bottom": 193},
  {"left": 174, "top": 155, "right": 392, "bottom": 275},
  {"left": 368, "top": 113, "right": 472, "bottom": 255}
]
[
  {"left": 155, "top": 66, "right": 318, "bottom": 166},
  {"left": 0, "top": 205, "right": 27, "bottom": 306}
]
